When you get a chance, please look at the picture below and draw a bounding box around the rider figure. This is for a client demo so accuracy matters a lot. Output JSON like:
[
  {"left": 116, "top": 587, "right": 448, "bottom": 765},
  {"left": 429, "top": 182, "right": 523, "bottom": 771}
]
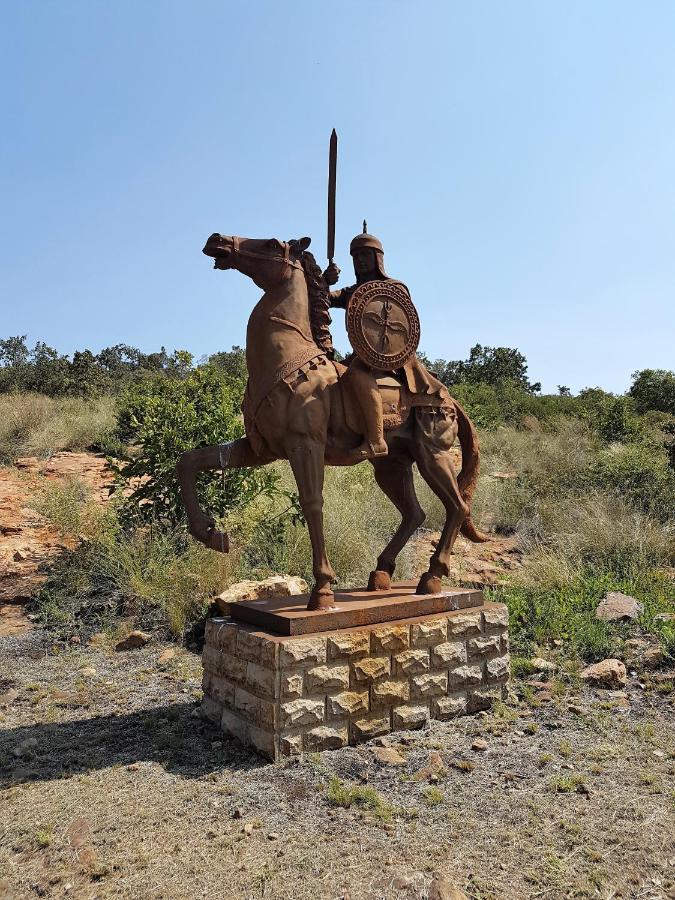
[{"left": 323, "top": 225, "right": 402, "bottom": 461}]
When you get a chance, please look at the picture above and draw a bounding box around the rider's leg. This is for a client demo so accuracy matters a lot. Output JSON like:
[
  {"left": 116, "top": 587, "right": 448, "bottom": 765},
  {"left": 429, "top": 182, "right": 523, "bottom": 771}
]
[{"left": 347, "top": 360, "right": 388, "bottom": 459}]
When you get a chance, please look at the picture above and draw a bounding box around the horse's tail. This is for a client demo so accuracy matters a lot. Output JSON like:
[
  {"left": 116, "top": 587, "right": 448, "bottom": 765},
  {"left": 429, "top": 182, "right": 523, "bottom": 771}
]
[{"left": 454, "top": 398, "right": 491, "bottom": 543}]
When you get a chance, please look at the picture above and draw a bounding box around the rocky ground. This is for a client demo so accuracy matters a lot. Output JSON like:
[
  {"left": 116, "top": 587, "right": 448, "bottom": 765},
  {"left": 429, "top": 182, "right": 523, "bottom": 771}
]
[
  {"left": 1, "top": 632, "right": 674, "bottom": 900},
  {"left": 0, "top": 454, "right": 113, "bottom": 637},
  {"left": 1, "top": 453, "right": 673, "bottom": 899}
]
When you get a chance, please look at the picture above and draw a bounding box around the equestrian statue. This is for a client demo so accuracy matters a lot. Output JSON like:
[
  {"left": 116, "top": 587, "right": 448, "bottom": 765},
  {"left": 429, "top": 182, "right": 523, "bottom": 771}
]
[{"left": 177, "top": 133, "right": 488, "bottom": 611}]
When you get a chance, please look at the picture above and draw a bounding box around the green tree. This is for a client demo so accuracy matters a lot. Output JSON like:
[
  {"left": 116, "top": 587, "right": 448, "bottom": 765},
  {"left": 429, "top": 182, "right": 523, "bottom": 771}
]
[
  {"left": 113, "top": 366, "right": 278, "bottom": 526},
  {"left": 629, "top": 369, "right": 675, "bottom": 415},
  {"left": 443, "top": 344, "right": 540, "bottom": 393}
]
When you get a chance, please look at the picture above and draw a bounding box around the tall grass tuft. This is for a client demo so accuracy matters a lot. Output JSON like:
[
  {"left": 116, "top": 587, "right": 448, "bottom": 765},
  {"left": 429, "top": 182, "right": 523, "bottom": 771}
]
[{"left": 0, "top": 393, "right": 117, "bottom": 462}]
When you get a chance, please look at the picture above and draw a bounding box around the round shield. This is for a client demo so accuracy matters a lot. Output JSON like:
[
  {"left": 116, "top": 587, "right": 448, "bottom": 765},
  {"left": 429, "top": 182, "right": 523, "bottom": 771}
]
[{"left": 346, "top": 280, "right": 420, "bottom": 370}]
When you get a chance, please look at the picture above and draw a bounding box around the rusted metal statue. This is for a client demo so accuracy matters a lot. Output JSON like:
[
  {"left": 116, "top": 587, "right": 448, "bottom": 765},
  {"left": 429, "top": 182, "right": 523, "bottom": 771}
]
[{"left": 177, "top": 134, "right": 487, "bottom": 611}]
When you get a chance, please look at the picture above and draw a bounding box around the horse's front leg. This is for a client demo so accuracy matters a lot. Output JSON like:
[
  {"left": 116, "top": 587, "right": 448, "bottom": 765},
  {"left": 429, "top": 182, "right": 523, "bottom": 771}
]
[
  {"left": 286, "top": 440, "right": 336, "bottom": 610},
  {"left": 176, "top": 438, "right": 269, "bottom": 553}
]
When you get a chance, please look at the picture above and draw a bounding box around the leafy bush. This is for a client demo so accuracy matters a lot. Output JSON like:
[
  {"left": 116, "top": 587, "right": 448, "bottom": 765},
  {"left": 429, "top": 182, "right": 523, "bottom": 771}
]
[
  {"left": 113, "top": 366, "right": 279, "bottom": 526},
  {"left": 630, "top": 368, "right": 675, "bottom": 415}
]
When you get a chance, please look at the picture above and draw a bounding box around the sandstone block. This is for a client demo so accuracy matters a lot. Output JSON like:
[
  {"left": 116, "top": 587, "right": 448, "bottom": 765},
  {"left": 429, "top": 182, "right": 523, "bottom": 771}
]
[
  {"left": 202, "top": 647, "right": 247, "bottom": 683},
  {"left": 201, "top": 696, "right": 223, "bottom": 724},
  {"left": 448, "top": 664, "right": 482, "bottom": 687},
  {"left": 447, "top": 612, "right": 482, "bottom": 637},
  {"left": 466, "top": 686, "right": 501, "bottom": 713},
  {"left": 411, "top": 618, "right": 447, "bottom": 648},
  {"left": 371, "top": 624, "right": 409, "bottom": 654},
  {"left": 326, "top": 632, "right": 369, "bottom": 659},
  {"left": 237, "top": 629, "right": 276, "bottom": 667},
  {"left": 279, "top": 636, "right": 326, "bottom": 668},
  {"left": 371, "top": 679, "right": 410, "bottom": 707},
  {"left": 350, "top": 714, "right": 390, "bottom": 741},
  {"left": 393, "top": 705, "right": 429, "bottom": 730},
  {"left": 303, "top": 724, "right": 348, "bottom": 752},
  {"left": 328, "top": 690, "right": 369, "bottom": 718},
  {"left": 483, "top": 606, "right": 508, "bottom": 630},
  {"left": 411, "top": 673, "right": 448, "bottom": 699},
  {"left": 433, "top": 694, "right": 467, "bottom": 720},
  {"left": 352, "top": 656, "right": 390, "bottom": 684},
  {"left": 393, "top": 649, "right": 430, "bottom": 676},
  {"left": 280, "top": 672, "right": 304, "bottom": 699},
  {"left": 467, "top": 635, "right": 501, "bottom": 658},
  {"left": 280, "top": 697, "right": 325, "bottom": 728},
  {"left": 486, "top": 655, "right": 510, "bottom": 682},
  {"left": 248, "top": 725, "right": 275, "bottom": 757},
  {"left": 204, "top": 618, "right": 237, "bottom": 654},
  {"left": 234, "top": 687, "right": 276, "bottom": 729},
  {"left": 221, "top": 708, "right": 248, "bottom": 743},
  {"left": 245, "top": 662, "right": 275, "bottom": 697},
  {"left": 431, "top": 641, "right": 466, "bottom": 668},
  {"left": 279, "top": 731, "right": 303, "bottom": 756},
  {"left": 305, "top": 664, "right": 349, "bottom": 694},
  {"left": 202, "top": 671, "right": 235, "bottom": 708}
]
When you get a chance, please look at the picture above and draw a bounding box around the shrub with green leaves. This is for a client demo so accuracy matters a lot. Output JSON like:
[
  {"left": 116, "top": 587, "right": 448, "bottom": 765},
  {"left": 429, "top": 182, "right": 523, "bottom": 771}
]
[{"left": 112, "top": 366, "right": 279, "bottom": 527}]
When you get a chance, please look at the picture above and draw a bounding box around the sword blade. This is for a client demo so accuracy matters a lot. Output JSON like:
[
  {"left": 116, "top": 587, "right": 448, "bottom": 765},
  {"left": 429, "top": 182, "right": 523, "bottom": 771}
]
[{"left": 327, "top": 128, "right": 337, "bottom": 263}]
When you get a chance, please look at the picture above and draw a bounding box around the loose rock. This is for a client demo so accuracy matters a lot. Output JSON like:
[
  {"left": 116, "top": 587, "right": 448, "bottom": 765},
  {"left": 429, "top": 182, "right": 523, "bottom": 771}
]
[
  {"left": 643, "top": 647, "right": 666, "bottom": 669},
  {"left": 595, "top": 592, "right": 643, "bottom": 622},
  {"left": 372, "top": 747, "right": 406, "bottom": 766},
  {"left": 158, "top": 648, "right": 177, "bottom": 664},
  {"left": 215, "top": 575, "right": 309, "bottom": 613},
  {"left": 471, "top": 739, "right": 488, "bottom": 751},
  {"left": 580, "top": 659, "right": 627, "bottom": 689},
  {"left": 530, "top": 657, "right": 555, "bottom": 673},
  {"left": 115, "top": 631, "right": 151, "bottom": 651},
  {"left": 429, "top": 876, "right": 468, "bottom": 900}
]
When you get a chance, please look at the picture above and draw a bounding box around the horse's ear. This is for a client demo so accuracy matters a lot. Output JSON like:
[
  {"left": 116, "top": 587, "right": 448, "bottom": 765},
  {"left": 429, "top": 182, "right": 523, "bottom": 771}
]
[{"left": 291, "top": 236, "right": 311, "bottom": 255}]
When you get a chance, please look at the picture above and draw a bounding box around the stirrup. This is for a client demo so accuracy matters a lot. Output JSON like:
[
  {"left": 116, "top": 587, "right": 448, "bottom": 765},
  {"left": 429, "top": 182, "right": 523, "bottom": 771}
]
[{"left": 348, "top": 439, "right": 388, "bottom": 461}]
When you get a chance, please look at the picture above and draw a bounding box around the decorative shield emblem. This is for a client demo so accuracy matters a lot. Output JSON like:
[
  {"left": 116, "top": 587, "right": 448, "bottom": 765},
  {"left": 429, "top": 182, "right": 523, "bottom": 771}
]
[{"left": 346, "top": 281, "right": 420, "bottom": 370}]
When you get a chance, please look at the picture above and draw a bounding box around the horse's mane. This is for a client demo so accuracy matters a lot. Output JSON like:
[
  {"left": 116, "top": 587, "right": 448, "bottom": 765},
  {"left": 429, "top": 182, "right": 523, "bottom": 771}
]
[{"left": 300, "top": 250, "right": 335, "bottom": 359}]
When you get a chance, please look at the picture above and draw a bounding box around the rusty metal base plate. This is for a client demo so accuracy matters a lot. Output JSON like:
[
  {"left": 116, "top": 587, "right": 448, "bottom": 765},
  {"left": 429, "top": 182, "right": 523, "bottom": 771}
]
[{"left": 226, "top": 581, "right": 483, "bottom": 636}]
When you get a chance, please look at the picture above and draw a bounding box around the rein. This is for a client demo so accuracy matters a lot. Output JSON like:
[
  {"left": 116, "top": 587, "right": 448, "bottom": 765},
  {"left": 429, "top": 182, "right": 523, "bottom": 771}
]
[{"left": 228, "top": 236, "right": 304, "bottom": 272}]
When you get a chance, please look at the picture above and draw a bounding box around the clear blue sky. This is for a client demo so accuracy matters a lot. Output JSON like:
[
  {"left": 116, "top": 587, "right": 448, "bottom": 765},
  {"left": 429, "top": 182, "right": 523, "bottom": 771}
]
[{"left": 1, "top": 1, "right": 673, "bottom": 393}]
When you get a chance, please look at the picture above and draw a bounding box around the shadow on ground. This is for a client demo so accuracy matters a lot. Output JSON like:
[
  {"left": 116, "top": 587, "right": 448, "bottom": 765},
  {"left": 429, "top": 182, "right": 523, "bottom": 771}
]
[{"left": 0, "top": 701, "right": 267, "bottom": 787}]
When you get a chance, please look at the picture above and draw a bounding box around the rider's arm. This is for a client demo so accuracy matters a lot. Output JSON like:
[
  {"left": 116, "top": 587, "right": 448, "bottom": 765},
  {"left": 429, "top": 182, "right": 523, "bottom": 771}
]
[{"left": 329, "top": 287, "right": 354, "bottom": 309}]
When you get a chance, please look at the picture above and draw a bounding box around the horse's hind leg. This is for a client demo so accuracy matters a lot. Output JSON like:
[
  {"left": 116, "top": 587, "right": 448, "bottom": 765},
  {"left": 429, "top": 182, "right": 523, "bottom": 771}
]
[
  {"left": 412, "top": 444, "right": 468, "bottom": 595},
  {"left": 367, "top": 455, "right": 425, "bottom": 591},
  {"left": 286, "top": 440, "right": 336, "bottom": 611},
  {"left": 177, "top": 437, "right": 273, "bottom": 551}
]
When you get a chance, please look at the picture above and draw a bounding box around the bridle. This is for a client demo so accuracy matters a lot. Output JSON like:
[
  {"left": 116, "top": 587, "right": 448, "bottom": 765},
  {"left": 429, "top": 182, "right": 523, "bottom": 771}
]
[{"left": 224, "top": 236, "right": 304, "bottom": 272}]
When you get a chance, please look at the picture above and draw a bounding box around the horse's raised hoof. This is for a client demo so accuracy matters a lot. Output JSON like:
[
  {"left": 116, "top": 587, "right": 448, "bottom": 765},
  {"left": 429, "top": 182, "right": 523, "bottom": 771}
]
[
  {"left": 206, "top": 528, "right": 230, "bottom": 553},
  {"left": 306, "top": 585, "right": 336, "bottom": 611},
  {"left": 367, "top": 569, "right": 391, "bottom": 591},
  {"left": 416, "top": 572, "right": 443, "bottom": 595}
]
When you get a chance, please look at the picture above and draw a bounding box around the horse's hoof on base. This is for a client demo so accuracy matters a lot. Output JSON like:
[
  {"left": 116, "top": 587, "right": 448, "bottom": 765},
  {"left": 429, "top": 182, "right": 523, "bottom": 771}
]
[
  {"left": 416, "top": 572, "right": 442, "bottom": 595},
  {"left": 367, "top": 570, "right": 391, "bottom": 591},
  {"left": 207, "top": 529, "right": 230, "bottom": 553},
  {"left": 306, "top": 589, "right": 336, "bottom": 611}
]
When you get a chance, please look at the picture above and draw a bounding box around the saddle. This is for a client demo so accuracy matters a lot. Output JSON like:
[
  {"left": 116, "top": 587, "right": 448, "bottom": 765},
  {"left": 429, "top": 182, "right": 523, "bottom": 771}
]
[{"left": 339, "top": 365, "right": 451, "bottom": 435}]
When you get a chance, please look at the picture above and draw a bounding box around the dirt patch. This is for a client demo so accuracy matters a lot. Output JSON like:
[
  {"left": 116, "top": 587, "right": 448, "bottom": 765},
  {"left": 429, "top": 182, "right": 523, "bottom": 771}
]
[
  {"left": 0, "top": 454, "right": 113, "bottom": 636},
  {"left": 413, "top": 531, "right": 524, "bottom": 588},
  {"left": 1, "top": 634, "right": 673, "bottom": 900}
]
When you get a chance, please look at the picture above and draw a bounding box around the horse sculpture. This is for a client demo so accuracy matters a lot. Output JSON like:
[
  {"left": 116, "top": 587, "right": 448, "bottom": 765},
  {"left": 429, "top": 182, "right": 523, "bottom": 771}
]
[{"left": 177, "top": 233, "right": 488, "bottom": 611}]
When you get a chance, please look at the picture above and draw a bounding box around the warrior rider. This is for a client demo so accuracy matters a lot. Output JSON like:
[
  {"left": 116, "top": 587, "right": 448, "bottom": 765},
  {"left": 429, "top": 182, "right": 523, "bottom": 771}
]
[{"left": 322, "top": 224, "right": 441, "bottom": 461}]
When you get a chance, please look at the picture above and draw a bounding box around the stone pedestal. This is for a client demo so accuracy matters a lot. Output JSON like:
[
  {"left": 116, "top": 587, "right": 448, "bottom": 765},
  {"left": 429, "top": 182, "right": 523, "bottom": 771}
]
[{"left": 201, "top": 585, "right": 509, "bottom": 760}]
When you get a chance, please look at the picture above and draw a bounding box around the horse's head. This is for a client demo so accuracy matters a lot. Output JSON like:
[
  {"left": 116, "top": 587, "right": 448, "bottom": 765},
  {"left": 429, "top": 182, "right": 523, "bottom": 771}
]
[{"left": 203, "top": 234, "right": 312, "bottom": 290}]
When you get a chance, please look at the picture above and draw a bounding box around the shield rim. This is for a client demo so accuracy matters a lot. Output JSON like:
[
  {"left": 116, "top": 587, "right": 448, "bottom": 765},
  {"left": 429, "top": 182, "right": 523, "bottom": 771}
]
[{"left": 346, "top": 281, "right": 420, "bottom": 370}]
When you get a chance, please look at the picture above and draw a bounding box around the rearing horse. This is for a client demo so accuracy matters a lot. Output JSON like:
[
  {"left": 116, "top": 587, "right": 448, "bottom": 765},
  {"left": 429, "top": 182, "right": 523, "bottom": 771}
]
[{"left": 177, "top": 233, "right": 488, "bottom": 610}]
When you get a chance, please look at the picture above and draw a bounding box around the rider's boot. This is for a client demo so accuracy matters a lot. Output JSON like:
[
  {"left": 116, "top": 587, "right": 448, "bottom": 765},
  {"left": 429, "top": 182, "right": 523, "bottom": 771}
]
[{"left": 347, "top": 362, "right": 388, "bottom": 461}]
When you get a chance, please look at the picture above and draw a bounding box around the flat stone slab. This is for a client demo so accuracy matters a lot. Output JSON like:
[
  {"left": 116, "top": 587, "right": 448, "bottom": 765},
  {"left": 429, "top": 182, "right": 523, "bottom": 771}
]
[{"left": 227, "top": 581, "right": 483, "bottom": 636}]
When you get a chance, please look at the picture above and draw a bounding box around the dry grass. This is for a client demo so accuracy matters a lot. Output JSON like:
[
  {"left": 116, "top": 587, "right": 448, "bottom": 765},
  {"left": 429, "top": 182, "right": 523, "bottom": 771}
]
[{"left": 0, "top": 393, "right": 116, "bottom": 463}]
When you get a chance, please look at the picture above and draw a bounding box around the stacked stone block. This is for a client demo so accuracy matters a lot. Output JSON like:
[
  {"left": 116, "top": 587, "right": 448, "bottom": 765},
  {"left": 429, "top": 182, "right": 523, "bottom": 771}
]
[{"left": 201, "top": 602, "right": 509, "bottom": 760}]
